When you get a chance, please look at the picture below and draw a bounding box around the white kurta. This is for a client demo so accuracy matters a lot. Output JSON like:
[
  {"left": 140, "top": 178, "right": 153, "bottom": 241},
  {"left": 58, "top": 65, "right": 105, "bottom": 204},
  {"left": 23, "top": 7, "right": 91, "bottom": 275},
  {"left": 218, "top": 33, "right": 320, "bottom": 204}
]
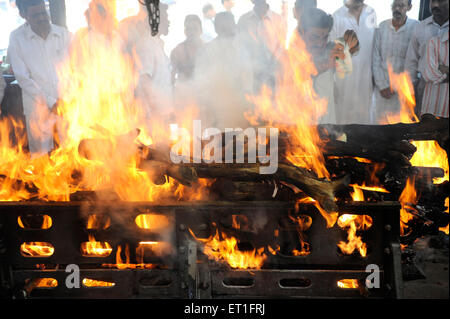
[
  {"left": 330, "top": 5, "right": 377, "bottom": 125},
  {"left": 8, "top": 23, "right": 71, "bottom": 154},
  {"left": 372, "top": 18, "right": 419, "bottom": 124},
  {"left": 120, "top": 13, "right": 173, "bottom": 120}
]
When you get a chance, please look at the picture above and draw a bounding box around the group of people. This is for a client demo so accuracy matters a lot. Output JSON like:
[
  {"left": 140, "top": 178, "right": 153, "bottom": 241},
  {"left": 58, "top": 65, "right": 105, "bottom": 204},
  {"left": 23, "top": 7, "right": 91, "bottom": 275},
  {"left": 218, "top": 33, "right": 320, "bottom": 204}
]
[{"left": 0, "top": 0, "right": 449, "bottom": 155}]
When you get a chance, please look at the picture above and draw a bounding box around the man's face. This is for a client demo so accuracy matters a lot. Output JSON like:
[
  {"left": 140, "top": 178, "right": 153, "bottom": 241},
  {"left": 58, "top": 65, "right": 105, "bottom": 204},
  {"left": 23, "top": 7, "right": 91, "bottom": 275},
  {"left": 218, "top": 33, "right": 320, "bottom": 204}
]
[
  {"left": 303, "top": 27, "right": 329, "bottom": 54},
  {"left": 344, "top": 0, "right": 365, "bottom": 10},
  {"left": 391, "top": 0, "right": 411, "bottom": 21},
  {"left": 430, "top": 0, "right": 449, "bottom": 23},
  {"left": 224, "top": 0, "right": 235, "bottom": 11},
  {"left": 24, "top": 3, "right": 50, "bottom": 33},
  {"left": 252, "top": 0, "right": 267, "bottom": 8}
]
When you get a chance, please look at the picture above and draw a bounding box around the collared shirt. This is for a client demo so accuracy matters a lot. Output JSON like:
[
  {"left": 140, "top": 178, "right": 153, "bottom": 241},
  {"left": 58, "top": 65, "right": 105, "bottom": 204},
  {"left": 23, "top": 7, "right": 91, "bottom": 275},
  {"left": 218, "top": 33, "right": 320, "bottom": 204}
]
[
  {"left": 373, "top": 18, "right": 419, "bottom": 90},
  {"left": 405, "top": 16, "right": 449, "bottom": 83},
  {"left": 419, "top": 30, "right": 449, "bottom": 118},
  {"left": 329, "top": 5, "right": 377, "bottom": 124},
  {"left": 8, "top": 23, "right": 71, "bottom": 115},
  {"left": 201, "top": 17, "right": 217, "bottom": 43}
]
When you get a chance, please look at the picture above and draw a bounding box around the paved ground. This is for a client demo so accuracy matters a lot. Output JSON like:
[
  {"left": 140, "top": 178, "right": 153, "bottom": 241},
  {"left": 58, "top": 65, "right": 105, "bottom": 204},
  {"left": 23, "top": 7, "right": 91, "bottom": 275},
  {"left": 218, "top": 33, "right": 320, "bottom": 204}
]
[{"left": 402, "top": 236, "right": 449, "bottom": 299}]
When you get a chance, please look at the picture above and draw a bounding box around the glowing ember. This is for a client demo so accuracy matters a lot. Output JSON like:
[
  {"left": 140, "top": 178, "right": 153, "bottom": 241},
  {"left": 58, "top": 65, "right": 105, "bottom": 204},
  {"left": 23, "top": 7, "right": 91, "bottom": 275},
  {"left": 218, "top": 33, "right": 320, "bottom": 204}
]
[
  {"left": 337, "top": 279, "right": 359, "bottom": 289},
  {"left": 82, "top": 278, "right": 115, "bottom": 287},
  {"left": 439, "top": 198, "right": 449, "bottom": 235},
  {"left": 135, "top": 214, "right": 170, "bottom": 231},
  {"left": 18, "top": 214, "right": 52, "bottom": 229},
  {"left": 190, "top": 229, "right": 267, "bottom": 269},
  {"left": 26, "top": 278, "right": 58, "bottom": 288},
  {"left": 80, "top": 235, "right": 112, "bottom": 257},
  {"left": 20, "top": 242, "right": 55, "bottom": 257}
]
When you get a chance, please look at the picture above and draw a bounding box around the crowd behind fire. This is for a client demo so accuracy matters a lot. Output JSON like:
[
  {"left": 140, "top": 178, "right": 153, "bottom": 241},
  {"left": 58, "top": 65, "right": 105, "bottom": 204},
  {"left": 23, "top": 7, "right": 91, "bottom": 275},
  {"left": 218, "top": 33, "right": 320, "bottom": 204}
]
[{"left": 0, "top": 0, "right": 448, "bottom": 154}]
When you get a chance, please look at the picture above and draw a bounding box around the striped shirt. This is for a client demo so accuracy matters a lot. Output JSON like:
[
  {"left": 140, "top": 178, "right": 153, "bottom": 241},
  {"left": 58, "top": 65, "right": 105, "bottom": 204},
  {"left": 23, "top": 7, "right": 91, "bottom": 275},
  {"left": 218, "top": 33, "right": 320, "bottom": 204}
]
[
  {"left": 405, "top": 16, "right": 449, "bottom": 84},
  {"left": 419, "top": 30, "right": 449, "bottom": 118},
  {"left": 373, "top": 18, "right": 419, "bottom": 90}
]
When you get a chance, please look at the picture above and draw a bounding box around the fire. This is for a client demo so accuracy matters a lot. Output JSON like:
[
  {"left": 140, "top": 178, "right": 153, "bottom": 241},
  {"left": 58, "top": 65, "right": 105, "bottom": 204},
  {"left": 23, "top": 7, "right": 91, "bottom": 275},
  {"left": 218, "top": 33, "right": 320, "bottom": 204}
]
[
  {"left": 102, "top": 244, "right": 158, "bottom": 270},
  {"left": 337, "top": 214, "right": 373, "bottom": 257},
  {"left": 18, "top": 214, "right": 52, "bottom": 229},
  {"left": 190, "top": 229, "right": 267, "bottom": 270},
  {"left": 0, "top": 0, "right": 187, "bottom": 203},
  {"left": 399, "top": 178, "right": 417, "bottom": 236},
  {"left": 384, "top": 64, "right": 418, "bottom": 124},
  {"left": 82, "top": 278, "right": 115, "bottom": 287},
  {"left": 289, "top": 214, "right": 312, "bottom": 256},
  {"left": 87, "top": 214, "right": 110, "bottom": 230},
  {"left": 410, "top": 141, "right": 449, "bottom": 184},
  {"left": 81, "top": 235, "right": 112, "bottom": 257},
  {"left": 135, "top": 213, "right": 170, "bottom": 231},
  {"left": 439, "top": 198, "right": 449, "bottom": 235},
  {"left": 337, "top": 279, "right": 359, "bottom": 289},
  {"left": 26, "top": 278, "right": 58, "bottom": 288},
  {"left": 20, "top": 242, "right": 55, "bottom": 257},
  {"left": 246, "top": 30, "right": 329, "bottom": 179}
]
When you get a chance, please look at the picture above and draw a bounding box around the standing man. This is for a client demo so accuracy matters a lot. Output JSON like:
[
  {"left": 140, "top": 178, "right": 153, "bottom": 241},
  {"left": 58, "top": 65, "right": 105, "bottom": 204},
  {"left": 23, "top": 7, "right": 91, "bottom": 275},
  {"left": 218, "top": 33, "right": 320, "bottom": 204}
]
[
  {"left": 120, "top": 2, "right": 173, "bottom": 121},
  {"left": 405, "top": 0, "right": 449, "bottom": 115},
  {"left": 330, "top": 0, "right": 377, "bottom": 125},
  {"left": 170, "top": 15, "right": 204, "bottom": 84},
  {"left": 237, "top": 0, "right": 287, "bottom": 94},
  {"left": 8, "top": 0, "right": 71, "bottom": 154},
  {"left": 372, "top": 0, "right": 418, "bottom": 123},
  {"left": 201, "top": 3, "right": 217, "bottom": 43},
  {"left": 419, "top": 28, "right": 449, "bottom": 118}
]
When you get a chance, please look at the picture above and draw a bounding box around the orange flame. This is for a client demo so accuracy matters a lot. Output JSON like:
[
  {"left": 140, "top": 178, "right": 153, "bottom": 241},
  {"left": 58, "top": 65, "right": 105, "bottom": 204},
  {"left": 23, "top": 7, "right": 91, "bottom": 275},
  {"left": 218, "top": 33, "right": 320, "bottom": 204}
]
[
  {"left": 82, "top": 278, "right": 115, "bottom": 287},
  {"left": 81, "top": 235, "right": 112, "bottom": 257},
  {"left": 439, "top": 198, "right": 449, "bottom": 235},
  {"left": 20, "top": 242, "right": 55, "bottom": 257},
  {"left": 399, "top": 177, "right": 417, "bottom": 236},
  {"left": 337, "top": 279, "right": 359, "bottom": 289},
  {"left": 190, "top": 229, "right": 267, "bottom": 269},
  {"left": 246, "top": 31, "right": 329, "bottom": 179}
]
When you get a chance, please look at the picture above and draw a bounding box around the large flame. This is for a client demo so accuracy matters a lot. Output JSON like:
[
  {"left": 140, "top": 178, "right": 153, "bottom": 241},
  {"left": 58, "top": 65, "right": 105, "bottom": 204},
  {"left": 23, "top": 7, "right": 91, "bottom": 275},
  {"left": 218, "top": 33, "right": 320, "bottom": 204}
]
[
  {"left": 0, "top": 1, "right": 187, "bottom": 202},
  {"left": 399, "top": 177, "right": 417, "bottom": 236},
  {"left": 190, "top": 228, "right": 267, "bottom": 270},
  {"left": 246, "top": 31, "right": 329, "bottom": 179}
]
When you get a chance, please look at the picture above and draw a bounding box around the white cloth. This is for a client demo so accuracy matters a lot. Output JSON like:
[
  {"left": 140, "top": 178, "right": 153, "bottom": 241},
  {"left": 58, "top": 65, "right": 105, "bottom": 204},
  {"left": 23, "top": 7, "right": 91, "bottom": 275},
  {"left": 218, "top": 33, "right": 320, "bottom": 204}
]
[
  {"left": 237, "top": 8, "right": 286, "bottom": 93},
  {"left": 8, "top": 23, "right": 71, "bottom": 154},
  {"left": 201, "top": 17, "right": 217, "bottom": 43},
  {"left": 330, "top": 5, "right": 377, "bottom": 125},
  {"left": 314, "top": 69, "right": 337, "bottom": 125},
  {"left": 419, "top": 30, "right": 449, "bottom": 118},
  {"left": 372, "top": 18, "right": 419, "bottom": 123},
  {"left": 0, "top": 76, "right": 5, "bottom": 105},
  {"left": 405, "top": 16, "right": 449, "bottom": 85},
  {"left": 120, "top": 13, "right": 173, "bottom": 120}
]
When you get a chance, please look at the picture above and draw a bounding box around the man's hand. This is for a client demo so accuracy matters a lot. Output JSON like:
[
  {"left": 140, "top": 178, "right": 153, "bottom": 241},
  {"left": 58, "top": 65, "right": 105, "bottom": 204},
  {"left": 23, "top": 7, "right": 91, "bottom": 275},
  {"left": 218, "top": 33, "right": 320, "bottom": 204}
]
[
  {"left": 380, "top": 87, "right": 394, "bottom": 99},
  {"left": 439, "top": 65, "right": 449, "bottom": 82},
  {"left": 344, "top": 30, "right": 360, "bottom": 55}
]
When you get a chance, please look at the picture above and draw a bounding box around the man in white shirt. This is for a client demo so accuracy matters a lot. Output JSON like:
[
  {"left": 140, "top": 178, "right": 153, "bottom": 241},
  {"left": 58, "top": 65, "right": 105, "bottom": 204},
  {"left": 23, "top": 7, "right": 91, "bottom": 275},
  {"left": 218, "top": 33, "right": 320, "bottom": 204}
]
[
  {"left": 201, "top": 3, "right": 217, "bottom": 43},
  {"left": 8, "top": 0, "right": 71, "bottom": 154},
  {"left": 330, "top": 0, "right": 377, "bottom": 125},
  {"left": 405, "top": 0, "right": 449, "bottom": 115},
  {"left": 237, "top": 0, "right": 287, "bottom": 94},
  {"left": 120, "top": 2, "right": 173, "bottom": 121},
  {"left": 372, "top": 0, "right": 418, "bottom": 123}
]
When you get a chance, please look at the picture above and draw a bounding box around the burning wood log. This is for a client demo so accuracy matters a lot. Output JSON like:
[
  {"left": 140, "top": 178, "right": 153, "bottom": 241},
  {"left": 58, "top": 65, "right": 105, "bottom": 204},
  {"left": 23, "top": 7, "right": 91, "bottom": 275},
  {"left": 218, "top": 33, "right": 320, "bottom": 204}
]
[
  {"left": 189, "top": 163, "right": 349, "bottom": 212},
  {"left": 318, "top": 115, "right": 449, "bottom": 151}
]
